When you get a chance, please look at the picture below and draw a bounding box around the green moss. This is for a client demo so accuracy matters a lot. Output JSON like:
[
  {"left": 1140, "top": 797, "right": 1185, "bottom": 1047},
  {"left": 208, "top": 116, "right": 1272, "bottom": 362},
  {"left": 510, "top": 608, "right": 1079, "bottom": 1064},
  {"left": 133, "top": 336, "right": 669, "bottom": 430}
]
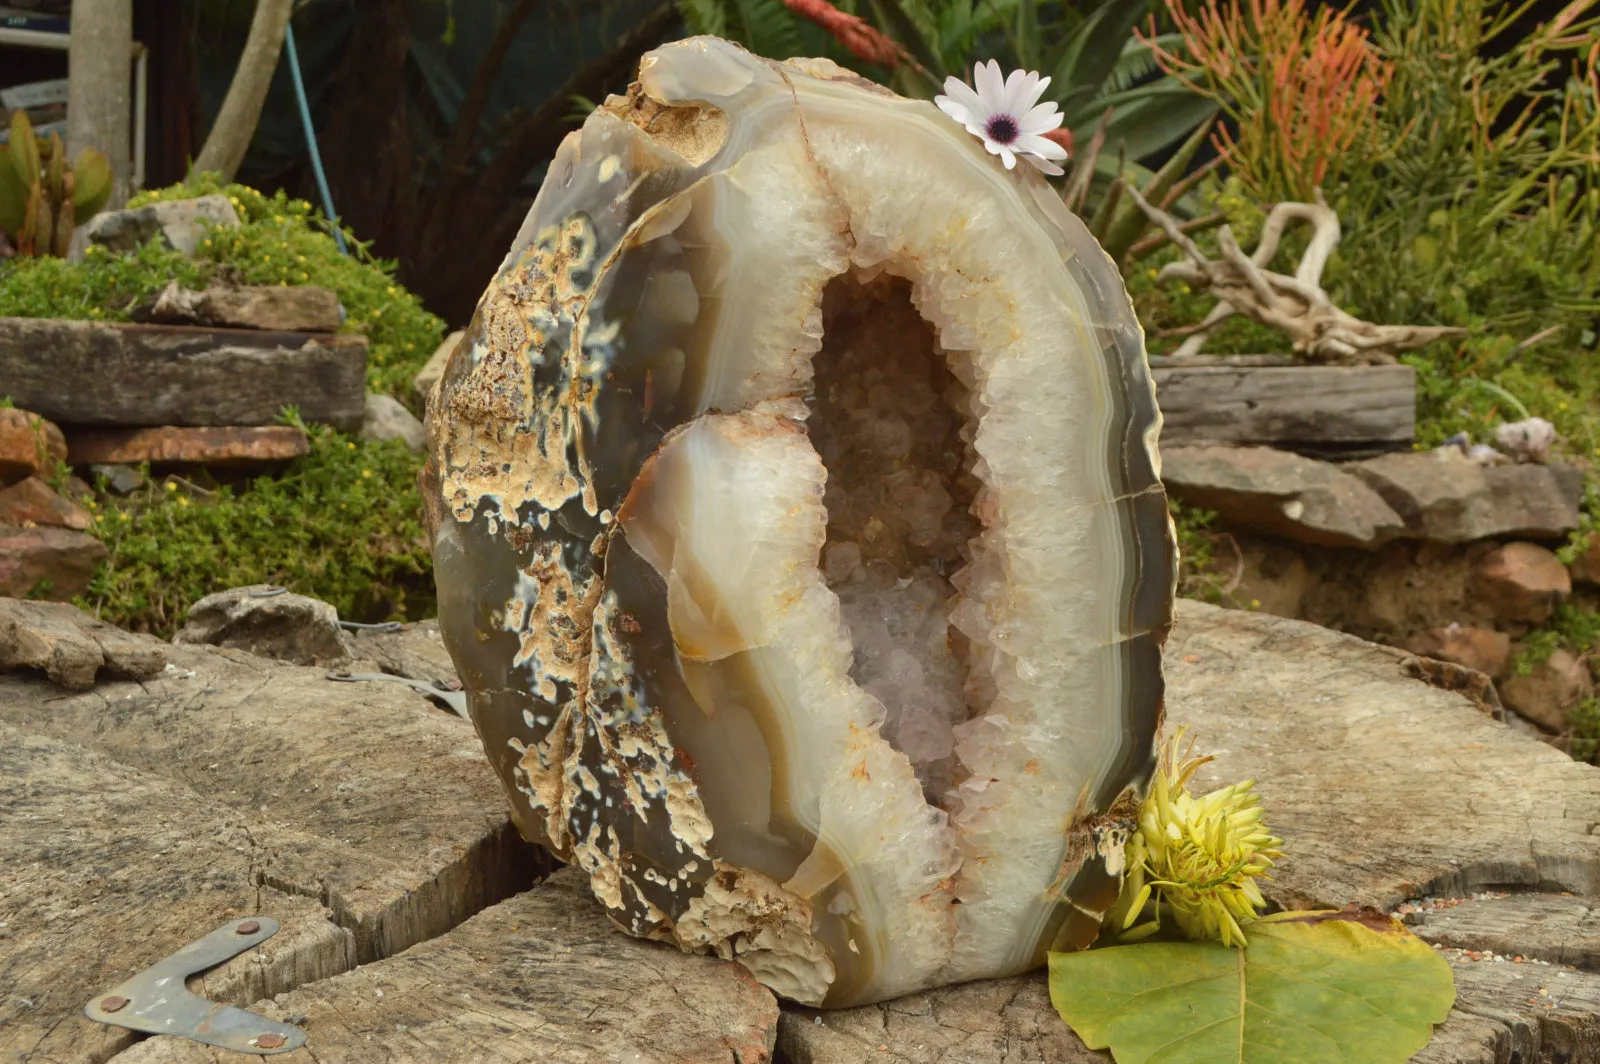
[
  {"left": 1570, "top": 698, "right": 1600, "bottom": 764},
  {"left": 76, "top": 417, "right": 433, "bottom": 637}
]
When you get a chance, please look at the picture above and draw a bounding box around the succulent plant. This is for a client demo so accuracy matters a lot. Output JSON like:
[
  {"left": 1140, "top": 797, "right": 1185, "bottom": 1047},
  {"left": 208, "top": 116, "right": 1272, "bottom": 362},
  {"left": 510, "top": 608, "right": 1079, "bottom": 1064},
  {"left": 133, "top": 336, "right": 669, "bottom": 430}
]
[{"left": 0, "top": 110, "right": 114, "bottom": 258}]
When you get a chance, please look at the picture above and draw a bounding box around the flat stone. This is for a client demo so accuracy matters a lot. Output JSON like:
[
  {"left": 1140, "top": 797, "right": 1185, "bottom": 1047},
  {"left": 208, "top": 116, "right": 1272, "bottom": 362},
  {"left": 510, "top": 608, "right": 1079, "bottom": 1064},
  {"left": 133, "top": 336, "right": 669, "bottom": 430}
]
[
  {"left": 0, "top": 406, "right": 67, "bottom": 483},
  {"left": 1352, "top": 451, "right": 1584, "bottom": 543},
  {"left": 0, "top": 525, "right": 107, "bottom": 599},
  {"left": 0, "top": 596, "right": 166, "bottom": 690},
  {"left": 172, "top": 584, "right": 353, "bottom": 666},
  {"left": 413, "top": 328, "right": 464, "bottom": 406},
  {"left": 0, "top": 475, "right": 92, "bottom": 530},
  {"left": 1161, "top": 444, "right": 1403, "bottom": 548},
  {"left": 1499, "top": 647, "right": 1591, "bottom": 733},
  {"left": 68, "top": 425, "right": 310, "bottom": 466},
  {"left": 77, "top": 193, "right": 241, "bottom": 257},
  {"left": 1476, "top": 542, "right": 1571, "bottom": 625},
  {"left": 146, "top": 281, "right": 343, "bottom": 333},
  {"left": 1408, "top": 894, "right": 1600, "bottom": 970},
  {"left": 0, "top": 602, "right": 543, "bottom": 1061},
  {"left": 1407, "top": 624, "right": 1512, "bottom": 679},
  {"left": 359, "top": 392, "right": 426, "bottom": 452},
  {"left": 112, "top": 870, "right": 780, "bottom": 1064}
]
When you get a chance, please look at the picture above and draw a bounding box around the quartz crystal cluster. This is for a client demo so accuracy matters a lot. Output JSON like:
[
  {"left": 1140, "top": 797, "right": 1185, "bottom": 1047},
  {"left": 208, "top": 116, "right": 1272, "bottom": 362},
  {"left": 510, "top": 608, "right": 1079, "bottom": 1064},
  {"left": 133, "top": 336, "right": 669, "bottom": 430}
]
[{"left": 422, "top": 37, "right": 1174, "bottom": 1008}]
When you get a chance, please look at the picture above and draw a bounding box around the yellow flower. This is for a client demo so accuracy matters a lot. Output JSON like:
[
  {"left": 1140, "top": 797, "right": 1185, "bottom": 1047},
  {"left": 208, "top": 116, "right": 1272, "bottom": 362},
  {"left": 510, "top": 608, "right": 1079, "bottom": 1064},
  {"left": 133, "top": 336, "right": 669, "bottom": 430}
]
[
  {"left": 361, "top": 469, "right": 373, "bottom": 478},
  {"left": 178, "top": 496, "right": 190, "bottom": 507},
  {"left": 165, "top": 481, "right": 177, "bottom": 491},
  {"left": 1116, "top": 728, "right": 1283, "bottom": 948},
  {"left": 346, "top": 441, "right": 356, "bottom": 451}
]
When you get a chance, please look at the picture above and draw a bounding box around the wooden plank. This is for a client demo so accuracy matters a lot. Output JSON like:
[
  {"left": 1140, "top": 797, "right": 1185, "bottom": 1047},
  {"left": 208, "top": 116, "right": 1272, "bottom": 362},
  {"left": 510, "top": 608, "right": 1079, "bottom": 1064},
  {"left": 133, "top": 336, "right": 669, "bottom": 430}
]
[
  {"left": 0, "top": 600, "right": 546, "bottom": 1062},
  {"left": 1152, "top": 363, "right": 1415, "bottom": 448},
  {"left": 111, "top": 871, "right": 781, "bottom": 1064},
  {"left": 0, "top": 318, "right": 367, "bottom": 431}
]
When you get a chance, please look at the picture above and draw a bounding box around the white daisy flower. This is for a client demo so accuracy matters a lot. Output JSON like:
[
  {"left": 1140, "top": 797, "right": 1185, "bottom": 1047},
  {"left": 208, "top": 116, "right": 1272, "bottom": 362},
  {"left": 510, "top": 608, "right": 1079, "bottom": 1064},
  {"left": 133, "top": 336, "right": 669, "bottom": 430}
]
[{"left": 934, "top": 59, "right": 1069, "bottom": 176}]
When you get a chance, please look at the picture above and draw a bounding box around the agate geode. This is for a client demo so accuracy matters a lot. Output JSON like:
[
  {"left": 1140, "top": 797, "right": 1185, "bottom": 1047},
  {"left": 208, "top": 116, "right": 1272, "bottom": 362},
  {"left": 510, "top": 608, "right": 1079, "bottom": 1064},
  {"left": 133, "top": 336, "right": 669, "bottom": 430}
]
[{"left": 423, "top": 37, "right": 1174, "bottom": 1008}]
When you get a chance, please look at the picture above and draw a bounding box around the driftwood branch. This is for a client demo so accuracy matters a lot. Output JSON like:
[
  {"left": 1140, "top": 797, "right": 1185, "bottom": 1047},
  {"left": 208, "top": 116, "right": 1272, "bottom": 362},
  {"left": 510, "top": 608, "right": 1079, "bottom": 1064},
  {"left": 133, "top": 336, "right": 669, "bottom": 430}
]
[{"left": 1127, "top": 186, "right": 1467, "bottom": 365}]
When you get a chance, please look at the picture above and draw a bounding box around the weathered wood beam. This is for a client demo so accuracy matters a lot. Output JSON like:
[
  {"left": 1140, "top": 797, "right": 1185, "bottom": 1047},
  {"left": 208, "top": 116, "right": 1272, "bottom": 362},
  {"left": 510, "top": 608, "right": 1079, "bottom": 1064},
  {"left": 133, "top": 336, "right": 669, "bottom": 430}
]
[
  {"left": 1152, "top": 360, "right": 1415, "bottom": 451},
  {"left": 0, "top": 318, "right": 367, "bottom": 431}
]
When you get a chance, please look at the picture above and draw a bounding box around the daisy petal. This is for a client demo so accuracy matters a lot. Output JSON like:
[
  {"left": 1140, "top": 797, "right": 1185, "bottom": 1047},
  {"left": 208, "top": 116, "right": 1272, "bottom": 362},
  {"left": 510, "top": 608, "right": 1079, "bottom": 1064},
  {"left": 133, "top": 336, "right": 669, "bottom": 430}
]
[
  {"left": 1018, "top": 133, "right": 1069, "bottom": 161},
  {"left": 1024, "top": 74, "right": 1052, "bottom": 110},
  {"left": 1020, "top": 102, "right": 1064, "bottom": 135},
  {"left": 941, "top": 77, "right": 986, "bottom": 118},
  {"left": 974, "top": 60, "right": 1005, "bottom": 110},
  {"left": 999, "top": 146, "right": 1018, "bottom": 170},
  {"left": 1002, "top": 68, "right": 1035, "bottom": 115},
  {"left": 935, "top": 95, "right": 973, "bottom": 127},
  {"left": 1021, "top": 152, "right": 1064, "bottom": 177}
]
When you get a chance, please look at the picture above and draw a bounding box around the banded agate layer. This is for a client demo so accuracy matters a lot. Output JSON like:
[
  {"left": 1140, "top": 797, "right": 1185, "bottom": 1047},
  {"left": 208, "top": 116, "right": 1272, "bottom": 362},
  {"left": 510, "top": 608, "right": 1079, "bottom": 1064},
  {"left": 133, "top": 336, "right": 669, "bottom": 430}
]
[{"left": 424, "top": 37, "right": 1174, "bottom": 1008}]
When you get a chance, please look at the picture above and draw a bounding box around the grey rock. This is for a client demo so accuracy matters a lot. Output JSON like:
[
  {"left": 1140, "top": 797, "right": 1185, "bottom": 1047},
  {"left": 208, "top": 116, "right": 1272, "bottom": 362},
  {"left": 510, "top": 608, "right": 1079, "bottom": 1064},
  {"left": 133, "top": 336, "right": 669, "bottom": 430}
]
[
  {"left": 1499, "top": 647, "right": 1590, "bottom": 732},
  {"left": 0, "top": 597, "right": 166, "bottom": 690},
  {"left": 88, "top": 463, "right": 146, "bottom": 495},
  {"left": 413, "top": 329, "right": 464, "bottom": 407},
  {"left": 1352, "top": 450, "right": 1583, "bottom": 543},
  {"left": 361, "top": 392, "right": 426, "bottom": 452},
  {"left": 1161, "top": 444, "right": 1404, "bottom": 548},
  {"left": 75, "top": 194, "right": 242, "bottom": 258},
  {"left": 173, "top": 584, "right": 353, "bottom": 666}
]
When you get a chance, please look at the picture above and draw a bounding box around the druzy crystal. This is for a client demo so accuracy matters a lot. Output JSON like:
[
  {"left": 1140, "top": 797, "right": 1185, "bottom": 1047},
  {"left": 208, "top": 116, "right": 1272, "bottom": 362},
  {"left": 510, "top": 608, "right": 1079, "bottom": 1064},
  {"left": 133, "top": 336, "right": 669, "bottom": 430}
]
[{"left": 423, "top": 37, "right": 1174, "bottom": 1008}]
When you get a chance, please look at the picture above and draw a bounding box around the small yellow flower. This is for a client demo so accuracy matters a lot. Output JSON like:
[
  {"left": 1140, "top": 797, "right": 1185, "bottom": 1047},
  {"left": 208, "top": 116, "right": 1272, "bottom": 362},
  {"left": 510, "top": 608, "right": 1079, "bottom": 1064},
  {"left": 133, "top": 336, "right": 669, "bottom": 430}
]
[
  {"left": 165, "top": 481, "right": 177, "bottom": 492},
  {"left": 346, "top": 441, "right": 357, "bottom": 451},
  {"left": 178, "top": 496, "right": 190, "bottom": 507},
  {"left": 1115, "top": 728, "right": 1283, "bottom": 948},
  {"left": 1558, "top": 401, "right": 1568, "bottom": 411},
  {"left": 361, "top": 469, "right": 373, "bottom": 478},
  {"left": 386, "top": 286, "right": 397, "bottom": 296}
]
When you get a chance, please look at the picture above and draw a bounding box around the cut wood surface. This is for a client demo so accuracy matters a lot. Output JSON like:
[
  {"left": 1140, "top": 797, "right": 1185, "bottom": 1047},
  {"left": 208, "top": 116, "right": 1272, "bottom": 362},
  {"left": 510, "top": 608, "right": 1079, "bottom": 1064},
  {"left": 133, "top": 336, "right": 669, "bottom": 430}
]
[
  {"left": 1151, "top": 362, "right": 1416, "bottom": 449},
  {"left": 6, "top": 598, "right": 1599, "bottom": 1063},
  {"left": 0, "top": 602, "right": 541, "bottom": 1063},
  {"left": 1409, "top": 894, "right": 1600, "bottom": 970},
  {"left": 1169, "top": 600, "right": 1600, "bottom": 910},
  {"left": 781, "top": 601, "right": 1600, "bottom": 1064},
  {"left": 0, "top": 722, "right": 354, "bottom": 1064},
  {"left": 0, "top": 318, "right": 367, "bottom": 431},
  {"left": 111, "top": 871, "right": 781, "bottom": 1064}
]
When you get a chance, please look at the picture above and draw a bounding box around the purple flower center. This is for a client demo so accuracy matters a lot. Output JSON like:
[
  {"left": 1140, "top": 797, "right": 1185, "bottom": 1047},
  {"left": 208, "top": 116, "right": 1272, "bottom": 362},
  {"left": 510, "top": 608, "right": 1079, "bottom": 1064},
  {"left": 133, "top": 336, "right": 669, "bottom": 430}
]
[{"left": 985, "top": 115, "right": 1019, "bottom": 144}]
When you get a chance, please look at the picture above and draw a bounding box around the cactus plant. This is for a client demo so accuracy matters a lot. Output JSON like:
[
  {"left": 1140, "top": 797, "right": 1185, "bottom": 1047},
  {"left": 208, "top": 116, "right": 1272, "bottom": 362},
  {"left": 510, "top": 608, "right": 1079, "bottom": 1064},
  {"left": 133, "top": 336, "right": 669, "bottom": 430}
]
[{"left": 0, "top": 110, "right": 114, "bottom": 257}]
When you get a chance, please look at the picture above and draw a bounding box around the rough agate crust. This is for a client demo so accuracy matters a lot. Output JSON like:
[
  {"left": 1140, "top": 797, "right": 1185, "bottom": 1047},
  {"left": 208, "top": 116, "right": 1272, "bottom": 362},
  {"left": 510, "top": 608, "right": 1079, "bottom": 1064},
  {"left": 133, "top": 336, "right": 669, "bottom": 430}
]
[{"left": 423, "top": 37, "right": 1174, "bottom": 1009}]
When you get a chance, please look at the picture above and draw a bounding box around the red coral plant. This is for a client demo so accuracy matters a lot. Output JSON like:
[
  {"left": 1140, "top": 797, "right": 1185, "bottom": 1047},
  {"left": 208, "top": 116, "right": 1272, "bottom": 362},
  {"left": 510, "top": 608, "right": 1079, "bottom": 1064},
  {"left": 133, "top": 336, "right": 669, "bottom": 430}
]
[{"left": 1140, "top": 0, "right": 1394, "bottom": 202}]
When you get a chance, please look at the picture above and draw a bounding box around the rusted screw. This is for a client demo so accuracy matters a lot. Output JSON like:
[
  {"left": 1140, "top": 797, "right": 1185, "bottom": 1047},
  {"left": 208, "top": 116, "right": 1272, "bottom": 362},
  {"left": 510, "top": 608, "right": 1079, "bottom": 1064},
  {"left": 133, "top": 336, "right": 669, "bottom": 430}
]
[
  {"left": 100, "top": 996, "right": 130, "bottom": 1013},
  {"left": 254, "top": 1033, "right": 287, "bottom": 1049},
  {"left": 236, "top": 920, "right": 261, "bottom": 935}
]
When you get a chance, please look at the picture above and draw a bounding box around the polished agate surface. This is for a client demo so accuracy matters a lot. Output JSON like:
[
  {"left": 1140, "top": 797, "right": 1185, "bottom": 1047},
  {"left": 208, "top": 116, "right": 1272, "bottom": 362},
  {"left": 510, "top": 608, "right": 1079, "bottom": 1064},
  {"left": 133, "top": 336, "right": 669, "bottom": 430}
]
[{"left": 423, "top": 37, "right": 1174, "bottom": 1008}]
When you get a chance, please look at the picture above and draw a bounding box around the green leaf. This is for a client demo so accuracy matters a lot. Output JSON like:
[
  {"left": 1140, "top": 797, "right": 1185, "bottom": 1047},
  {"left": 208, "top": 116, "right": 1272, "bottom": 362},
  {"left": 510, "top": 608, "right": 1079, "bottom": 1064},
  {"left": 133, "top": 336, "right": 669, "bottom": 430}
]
[
  {"left": 867, "top": 0, "right": 947, "bottom": 82},
  {"left": 1050, "top": 0, "right": 1152, "bottom": 105},
  {"left": 1048, "top": 909, "right": 1455, "bottom": 1064}
]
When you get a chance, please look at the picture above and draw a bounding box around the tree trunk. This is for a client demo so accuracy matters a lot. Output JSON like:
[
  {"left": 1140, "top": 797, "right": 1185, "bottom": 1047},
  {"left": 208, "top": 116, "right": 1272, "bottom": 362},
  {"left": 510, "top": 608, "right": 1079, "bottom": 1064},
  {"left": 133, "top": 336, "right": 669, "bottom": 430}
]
[
  {"left": 66, "top": 0, "right": 133, "bottom": 207},
  {"left": 316, "top": 0, "right": 413, "bottom": 247},
  {"left": 191, "top": 0, "right": 294, "bottom": 181}
]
